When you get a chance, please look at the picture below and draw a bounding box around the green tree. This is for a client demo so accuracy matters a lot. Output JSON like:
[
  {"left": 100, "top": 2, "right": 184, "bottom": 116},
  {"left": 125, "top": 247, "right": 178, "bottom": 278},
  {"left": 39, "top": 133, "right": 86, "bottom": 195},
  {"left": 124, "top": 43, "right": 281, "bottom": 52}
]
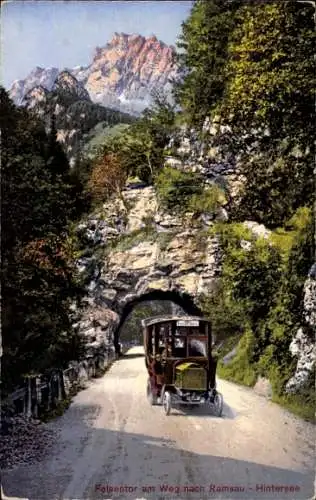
[
  {"left": 220, "top": 2, "right": 315, "bottom": 144},
  {"left": 94, "top": 92, "right": 177, "bottom": 184},
  {"left": 1, "top": 88, "right": 84, "bottom": 392},
  {"left": 218, "top": 1, "right": 315, "bottom": 226},
  {"left": 174, "top": 0, "right": 241, "bottom": 125},
  {"left": 213, "top": 223, "right": 282, "bottom": 331},
  {"left": 231, "top": 150, "right": 314, "bottom": 228}
]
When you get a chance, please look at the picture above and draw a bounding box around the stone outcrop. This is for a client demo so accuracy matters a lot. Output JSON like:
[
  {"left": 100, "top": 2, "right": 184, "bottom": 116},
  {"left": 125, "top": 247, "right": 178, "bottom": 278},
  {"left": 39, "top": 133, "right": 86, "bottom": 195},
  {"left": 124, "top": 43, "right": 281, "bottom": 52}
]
[
  {"left": 304, "top": 265, "right": 316, "bottom": 328},
  {"left": 9, "top": 33, "right": 177, "bottom": 115},
  {"left": 285, "top": 267, "right": 316, "bottom": 394},
  {"left": 74, "top": 181, "right": 315, "bottom": 391},
  {"left": 164, "top": 118, "right": 246, "bottom": 202}
]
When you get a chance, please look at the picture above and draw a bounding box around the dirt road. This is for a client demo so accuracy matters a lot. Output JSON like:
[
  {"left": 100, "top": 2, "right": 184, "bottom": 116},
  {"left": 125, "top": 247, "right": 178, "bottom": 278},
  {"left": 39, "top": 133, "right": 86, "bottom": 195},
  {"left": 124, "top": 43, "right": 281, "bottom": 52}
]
[{"left": 2, "top": 346, "right": 315, "bottom": 500}]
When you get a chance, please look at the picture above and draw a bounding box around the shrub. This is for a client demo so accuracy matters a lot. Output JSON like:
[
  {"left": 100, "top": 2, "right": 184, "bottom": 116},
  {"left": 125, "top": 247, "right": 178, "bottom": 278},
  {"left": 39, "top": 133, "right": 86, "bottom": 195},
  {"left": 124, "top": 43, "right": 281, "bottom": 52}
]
[
  {"left": 155, "top": 167, "right": 203, "bottom": 213},
  {"left": 87, "top": 153, "right": 127, "bottom": 206},
  {"left": 217, "top": 327, "right": 257, "bottom": 387},
  {"left": 198, "top": 287, "right": 247, "bottom": 342},
  {"left": 155, "top": 166, "right": 224, "bottom": 217},
  {"left": 213, "top": 222, "right": 282, "bottom": 333},
  {"left": 202, "top": 207, "right": 314, "bottom": 419},
  {"left": 188, "top": 185, "right": 225, "bottom": 216}
]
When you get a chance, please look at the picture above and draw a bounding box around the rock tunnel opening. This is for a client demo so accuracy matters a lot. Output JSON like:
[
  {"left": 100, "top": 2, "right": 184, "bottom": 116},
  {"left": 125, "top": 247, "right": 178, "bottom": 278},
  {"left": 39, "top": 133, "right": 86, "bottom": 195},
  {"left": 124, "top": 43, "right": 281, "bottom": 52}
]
[{"left": 113, "top": 289, "right": 203, "bottom": 353}]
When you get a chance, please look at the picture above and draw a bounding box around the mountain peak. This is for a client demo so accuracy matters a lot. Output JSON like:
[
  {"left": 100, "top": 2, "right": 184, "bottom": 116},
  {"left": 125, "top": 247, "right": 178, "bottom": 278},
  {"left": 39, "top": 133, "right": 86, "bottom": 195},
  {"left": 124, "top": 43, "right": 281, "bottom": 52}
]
[
  {"left": 53, "top": 71, "right": 90, "bottom": 101},
  {"left": 84, "top": 32, "right": 177, "bottom": 111},
  {"left": 9, "top": 32, "right": 177, "bottom": 114}
]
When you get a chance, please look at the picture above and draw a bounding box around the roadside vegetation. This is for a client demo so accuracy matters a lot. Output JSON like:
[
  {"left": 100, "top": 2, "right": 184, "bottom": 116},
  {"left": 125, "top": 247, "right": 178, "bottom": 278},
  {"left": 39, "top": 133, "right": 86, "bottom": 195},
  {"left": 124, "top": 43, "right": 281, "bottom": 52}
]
[
  {"left": 174, "top": 0, "right": 315, "bottom": 421},
  {"left": 1, "top": 88, "right": 88, "bottom": 394}
]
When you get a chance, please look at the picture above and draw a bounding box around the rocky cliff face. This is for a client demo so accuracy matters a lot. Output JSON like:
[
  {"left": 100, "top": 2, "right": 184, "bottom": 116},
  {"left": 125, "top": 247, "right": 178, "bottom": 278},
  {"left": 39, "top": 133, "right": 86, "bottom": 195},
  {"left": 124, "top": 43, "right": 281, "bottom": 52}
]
[
  {"left": 164, "top": 117, "right": 246, "bottom": 205},
  {"left": 73, "top": 33, "right": 177, "bottom": 113},
  {"left": 71, "top": 182, "right": 287, "bottom": 359},
  {"left": 9, "top": 33, "right": 177, "bottom": 115}
]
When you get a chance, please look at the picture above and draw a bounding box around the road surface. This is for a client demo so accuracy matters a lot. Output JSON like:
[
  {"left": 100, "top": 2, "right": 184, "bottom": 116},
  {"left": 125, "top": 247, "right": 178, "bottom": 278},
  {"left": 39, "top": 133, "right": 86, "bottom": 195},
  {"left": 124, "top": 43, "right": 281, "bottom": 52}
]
[{"left": 2, "top": 346, "right": 315, "bottom": 500}]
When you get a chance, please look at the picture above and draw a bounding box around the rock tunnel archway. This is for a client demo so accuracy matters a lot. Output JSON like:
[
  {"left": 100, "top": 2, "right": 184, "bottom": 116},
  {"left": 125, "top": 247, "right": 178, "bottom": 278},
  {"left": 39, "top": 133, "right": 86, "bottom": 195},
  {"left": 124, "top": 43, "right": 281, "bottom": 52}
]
[
  {"left": 75, "top": 188, "right": 222, "bottom": 358},
  {"left": 113, "top": 289, "right": 203, "bottom": 352}
]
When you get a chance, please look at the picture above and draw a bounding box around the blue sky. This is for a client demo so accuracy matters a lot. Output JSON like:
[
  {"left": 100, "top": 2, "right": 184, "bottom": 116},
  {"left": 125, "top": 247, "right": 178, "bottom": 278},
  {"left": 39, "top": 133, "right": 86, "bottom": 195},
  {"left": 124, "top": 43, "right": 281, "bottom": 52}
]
[{"left": 1, "top": 0, "right": 193, "bottom": 89}]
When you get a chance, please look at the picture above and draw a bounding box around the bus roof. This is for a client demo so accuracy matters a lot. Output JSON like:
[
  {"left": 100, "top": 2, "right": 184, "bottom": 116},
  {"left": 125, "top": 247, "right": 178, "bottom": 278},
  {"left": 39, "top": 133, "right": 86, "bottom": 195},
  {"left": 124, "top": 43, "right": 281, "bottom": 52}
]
[{"left": 141, "top": 315, "right": 209, "bottom": 328}]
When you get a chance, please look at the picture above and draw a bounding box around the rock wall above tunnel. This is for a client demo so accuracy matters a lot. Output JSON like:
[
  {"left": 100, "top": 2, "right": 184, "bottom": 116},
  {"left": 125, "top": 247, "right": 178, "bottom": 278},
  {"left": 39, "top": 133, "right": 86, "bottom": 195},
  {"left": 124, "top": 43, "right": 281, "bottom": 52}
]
[{"left": 74, "top": 186, "right": 222, "bottom": 354}]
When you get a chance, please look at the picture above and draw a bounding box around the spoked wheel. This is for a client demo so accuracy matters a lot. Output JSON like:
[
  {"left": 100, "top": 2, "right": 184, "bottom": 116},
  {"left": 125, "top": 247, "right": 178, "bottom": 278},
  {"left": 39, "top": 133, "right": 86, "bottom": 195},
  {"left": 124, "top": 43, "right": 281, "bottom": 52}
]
[
  {"left": 163, "top": 391, "right": 172, "bottom": 415},
  {"left": 211, "top": 392, "right": 223, "bottom": 417},
  {"left": 147, "top": 378, "right": 157, "bottom": 406}
]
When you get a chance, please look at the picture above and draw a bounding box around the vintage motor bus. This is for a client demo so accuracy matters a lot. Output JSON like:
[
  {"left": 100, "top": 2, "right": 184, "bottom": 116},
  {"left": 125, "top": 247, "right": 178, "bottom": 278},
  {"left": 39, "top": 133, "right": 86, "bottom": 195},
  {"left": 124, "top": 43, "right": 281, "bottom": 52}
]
[{"left": 142, "top": 315, "right": 223, "bottom": 416}]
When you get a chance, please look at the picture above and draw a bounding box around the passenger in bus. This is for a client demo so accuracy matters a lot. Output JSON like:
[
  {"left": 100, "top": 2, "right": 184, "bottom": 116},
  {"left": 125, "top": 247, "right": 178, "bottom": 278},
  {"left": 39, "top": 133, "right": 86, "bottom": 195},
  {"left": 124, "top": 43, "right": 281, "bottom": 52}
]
[{"left": 188, "top": 338, "right": 206, "bottom": 357}]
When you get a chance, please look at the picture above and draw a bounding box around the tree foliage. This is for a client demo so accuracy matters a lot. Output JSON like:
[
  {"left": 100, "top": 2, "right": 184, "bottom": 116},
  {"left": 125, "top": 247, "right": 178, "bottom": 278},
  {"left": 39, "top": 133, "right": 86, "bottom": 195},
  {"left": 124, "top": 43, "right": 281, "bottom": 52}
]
[
  {"left": 174, "top": 0, "right": 241, "bottom": 125},
  {"left": 220, "top": 2, "right": 315, "bottom": 143},
  {"left": 89, "top": 91, "right": 177, "bottom": 185},
  {"left": 219, "top": 1, "right": 315, "bottom": 226},
  {"left": 1, "top": 88, "right": 84, "bottom": 392},
  {"left": 176, "top": 1, "right": 315, "bottom": 227},
  {"left": 87, "top": 152, "right": 127, "bottom": 206}
]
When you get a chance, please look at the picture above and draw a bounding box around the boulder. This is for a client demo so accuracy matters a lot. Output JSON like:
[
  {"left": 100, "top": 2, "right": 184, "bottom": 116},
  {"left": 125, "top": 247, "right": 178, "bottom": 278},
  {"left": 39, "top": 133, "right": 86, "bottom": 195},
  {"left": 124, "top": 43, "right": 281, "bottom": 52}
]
[{"left": 285, "top": 265, "right": 316, "bottom": 394}]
